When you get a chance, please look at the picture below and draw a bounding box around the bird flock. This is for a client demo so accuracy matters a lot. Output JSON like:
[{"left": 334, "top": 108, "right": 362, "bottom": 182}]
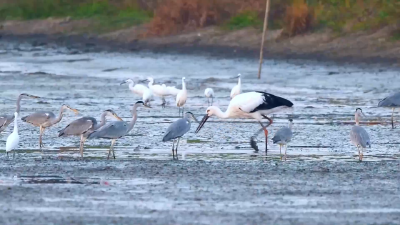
[{"left": 1, "top": 75, "right": 398, "bottom": 161}]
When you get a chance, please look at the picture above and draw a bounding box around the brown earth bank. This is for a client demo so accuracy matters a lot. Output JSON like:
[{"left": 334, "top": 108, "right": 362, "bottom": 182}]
[{"left": 1, "top": 18, "right": 400, "bottom": 66}]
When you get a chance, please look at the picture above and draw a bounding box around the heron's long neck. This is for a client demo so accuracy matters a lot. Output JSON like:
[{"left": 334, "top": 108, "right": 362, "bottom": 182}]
[
  {"left": 214, "top": 107, "right": 229, "bottom": 119},
  {"left": 355, "top": 114, "right": 360, "bottom": 126},
  {"left": 52, "top": 106, "right": 65, "bottom": 125},
  {"left": 94, "top": 112, "right": 107, "bottom": 130},
  {"left": 13, "top": 113, "right": 18, "bottom": 132},
  {"left": 16, "top": 95, "right": 23, "bottom": 113},
  {"left": 238, "top": 77, "right": 241, "bottom": 86},
  {"left": 127, "top": 105, "right": 139, "bottom": 132}
]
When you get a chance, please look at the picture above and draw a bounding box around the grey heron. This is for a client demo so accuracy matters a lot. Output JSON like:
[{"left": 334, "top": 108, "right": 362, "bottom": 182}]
[
  {"left": 378, "top": 92, "right": 400, "bottom": 128},
  {"left": 195, "top": 91, "right": 293, "bottom": 154},
  {"left": 58, "top": 110, "right": 123, "bottom": 158},
  {"left": 272, "top": 119, "right": 293, "bottom": 161},
  {"left": 0, "top": 93, "right": 40, "bottom": 133},
  {"left": 230, "top": 74, "right": 241, "bottom": 99},
  {"left": 88, "top": 101, "right": 150, "bottom": 159},
  {"left": 350, "top": 108, "right": 371, "bottom": 161},
  {"left": 120, "top": 79, "right": 153, "bottom": 106},
  {"left": 204, "top": 88, "right": 214, "bottom": 106},
  {"left": 176, "top": 77, "right": 187, "bottom": 117},
  {"left": 163, "top": 112, "right": 198, "bottom": 160},
  {"left": 21, "top": 104, "right": 79, "bottom": 150},
  {"left": 6, "top": 112, "right": 19, "bottom": 159}
]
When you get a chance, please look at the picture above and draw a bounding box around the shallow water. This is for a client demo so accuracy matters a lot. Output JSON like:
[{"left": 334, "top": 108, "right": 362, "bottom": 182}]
[{"left": 0, "top": 40, "right": 399, "bottom": 161}]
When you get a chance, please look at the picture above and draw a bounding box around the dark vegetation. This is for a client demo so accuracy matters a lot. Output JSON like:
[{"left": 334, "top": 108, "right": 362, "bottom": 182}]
[{"left": 0, "top": 0, "right": 399, "bottom": 37}]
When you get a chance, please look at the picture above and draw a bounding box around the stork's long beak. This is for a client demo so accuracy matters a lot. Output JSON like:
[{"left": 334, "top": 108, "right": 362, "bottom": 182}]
[
  {"left": 139, "top": 79, "right": 147, "bottom": 83},
  {"left": 120, "top": 81, "right": 127, "bottom": 85},
  {"left": 195, "top": 115, "right": 209, "bottom": 133},
  {"left": 144, "top": 104, "right": 152, "bottom": 108},
  {"left": 113, "top": 114, "right": 123, "bottom": 121},
  {"left": 229, "top": 75, "right": 240, "bottom": 79}
]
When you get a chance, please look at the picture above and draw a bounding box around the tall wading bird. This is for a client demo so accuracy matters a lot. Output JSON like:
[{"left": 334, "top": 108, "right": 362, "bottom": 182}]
[
  {"left": 176, "top": 77, "right": 187, "bottom": 117},
  {"left": 22, "top": 104, "right": 79, "bottom": 150},
  {"left": 88, "top": 101, "right": 150, "bottom": 159},
  {"left": 0, "top": 93, "right": 40, "bottom": 133},
  {"left": 120, "top": 79, "right": 153, "bottom": 106},
  {"left": 144, "top": 77, "right": 180, "bottom": 108},
  {"left": 350, "top": 108, "right": 371, "bottom": 162},
  {"left": 204, "top": 88, "right": 214, "bottom": 106},
  {"left": 230, "top": 74, "right": 241, "bottom": 99},
  {"left": 195, "top": 91, "right": 293, "bottom": 153},
  {"left": 58, "top": 110, "right": 123, "bottom": 158},
  {"left": 272, "top": 119, "right": 293, "bottom": 161},
  {"left": 6, "top": 112, "right": 20, "bottom": 159},
  {"left": 378, "top": 92, "right": 400, "bottom": 128},
  {"left": 162, "top": 112, "right": 198, "bottom": 160}
]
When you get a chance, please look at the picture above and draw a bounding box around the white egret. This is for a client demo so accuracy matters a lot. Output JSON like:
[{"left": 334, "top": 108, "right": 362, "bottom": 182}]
[
  {"left": 176, "top": 77, "right": 187, "bottom": 117},
  {"left": 6, "top": 112, "right": 20, "bottom": 159},
  {"left": 230, "top": 74, "right": 241, "bottom": 99},
  {"left": 204, "top": 88, "right": 214, "bottom": 106},
  {"left": 120, "top": 79, "right": 153, "bottom": 106}
]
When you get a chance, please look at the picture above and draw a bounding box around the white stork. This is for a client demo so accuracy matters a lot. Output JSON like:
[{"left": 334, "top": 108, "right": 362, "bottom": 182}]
[{"left": 195, "top": 91, "right": 293, "bottom": 153}]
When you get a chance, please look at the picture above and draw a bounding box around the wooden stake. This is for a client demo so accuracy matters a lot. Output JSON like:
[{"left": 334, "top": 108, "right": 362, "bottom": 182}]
[{"left": 257, "top": 0, "right": 270, "bottom": 79}]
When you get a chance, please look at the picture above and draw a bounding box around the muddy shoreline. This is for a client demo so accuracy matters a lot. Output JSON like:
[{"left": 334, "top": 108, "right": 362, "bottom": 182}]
[{"left": 1, "top": 32, "right": 399, "bottom": 67}]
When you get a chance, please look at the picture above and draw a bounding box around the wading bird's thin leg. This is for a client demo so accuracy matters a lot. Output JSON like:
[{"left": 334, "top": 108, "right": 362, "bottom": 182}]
[
  {"left": 79, "top": 135, "right": 86, "bottom": 158},
  {"left": 107, "top": 139, "right": 116, "bottom": 160},
  {"left": 279, "top": 145, "right": 282, "bottom": 160},
  {"left": 6, "top": 152, "right": 9, "bottom": 159},
  {"left": 161, "top": 97, "right": 166, "bottom": 108},
  {"left": 172, "top": 139, "right": 176, "bottom": 159},
  {"left": 13, "top": 151, "right": 15, "bottom": 160},
  {"left": 392, "top": 108, "right": 395, "bottom": 129},
  {"left": 250, "top": 116, "right": 273, "bottom": 154},
  {"left": 360, "top": 147, "right": 363, "bottom": 161},
  {"left": 112, "top": 140, "right": 116, "bottom": 159},
  {"left": 284, "top": 145, "right": 288, "bottom": 161},
  {"left": 211, "top": 97, "right": 213, "bottom": 106},
  {"left": 357, "top": 146, "right": 361, "bottom": 162},
  {"left": 175, "top": 138, "right": 180, "bottom": 160},
  {"left": 39, "top": 126, "right": 44, "bottom": 151}
]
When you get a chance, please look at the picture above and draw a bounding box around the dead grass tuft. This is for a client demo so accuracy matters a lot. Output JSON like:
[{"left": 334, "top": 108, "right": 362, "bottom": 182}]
[{"left": 282, "top": 0, "right": 314, "bottom": 37}]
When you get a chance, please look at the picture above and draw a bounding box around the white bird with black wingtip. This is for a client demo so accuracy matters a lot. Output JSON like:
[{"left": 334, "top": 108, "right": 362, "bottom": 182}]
[{"left": 196, "top": 91, "right": 293, "bottom": 153}]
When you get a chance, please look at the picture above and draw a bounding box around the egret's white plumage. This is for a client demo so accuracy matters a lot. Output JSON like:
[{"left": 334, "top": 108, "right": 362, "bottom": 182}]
[
  {"left": 230, "top": 74, "right": 241, "bottom": 99},
  {"left": 147, "top": 77, "right": 180, "bottom": 107},
  {"left": 196, "top": 91, "right": 293, "bottom": 153},
  {"left": 176, "top": 77, "right": 187, "bottom": 116},
  {"left": 6, "top": 112, "right": 20, "bottom": 159},
  {"left": 121, "top": 79, "right": 153, "bottom": 105},
  {"left": 272, "top": 119, "right": 293, "bottom": 161},
  {"left": 204, "top": 88, "right": 214, "bottom": 106},
  {"left": 350, "top": 108, "right": 371, "bottom": 161}
]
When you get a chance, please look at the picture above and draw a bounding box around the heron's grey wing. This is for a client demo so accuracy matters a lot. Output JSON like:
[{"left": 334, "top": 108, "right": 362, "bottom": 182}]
[
  {"left": 0, "top": 115, "right": 14, "bottom": 132},
  {"left": 58, "top": 117, "right": 96, "bottom": 137},
  {"left": 378, "top": 92, "right": 400, "bottom": 107},
  {"left": 162, "top": 118, "right": 191, "bottom": 141},
  {"left": 350, "top": 126, "right": 371, "bottom": 148},
  {"left": 272, "top": 127, "right": 292, "bottom": 144},
  {"left": 21, "top": 111, "right": 54, "bottom": 126},
  {"left": 88, "top": 121, "right": 128, "bottom": 139}
]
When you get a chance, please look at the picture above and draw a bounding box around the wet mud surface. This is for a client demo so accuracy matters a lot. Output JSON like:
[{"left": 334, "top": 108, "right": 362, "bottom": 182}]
[{"left": 1, "top": 41, "right": 400, "bottom": 224}]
